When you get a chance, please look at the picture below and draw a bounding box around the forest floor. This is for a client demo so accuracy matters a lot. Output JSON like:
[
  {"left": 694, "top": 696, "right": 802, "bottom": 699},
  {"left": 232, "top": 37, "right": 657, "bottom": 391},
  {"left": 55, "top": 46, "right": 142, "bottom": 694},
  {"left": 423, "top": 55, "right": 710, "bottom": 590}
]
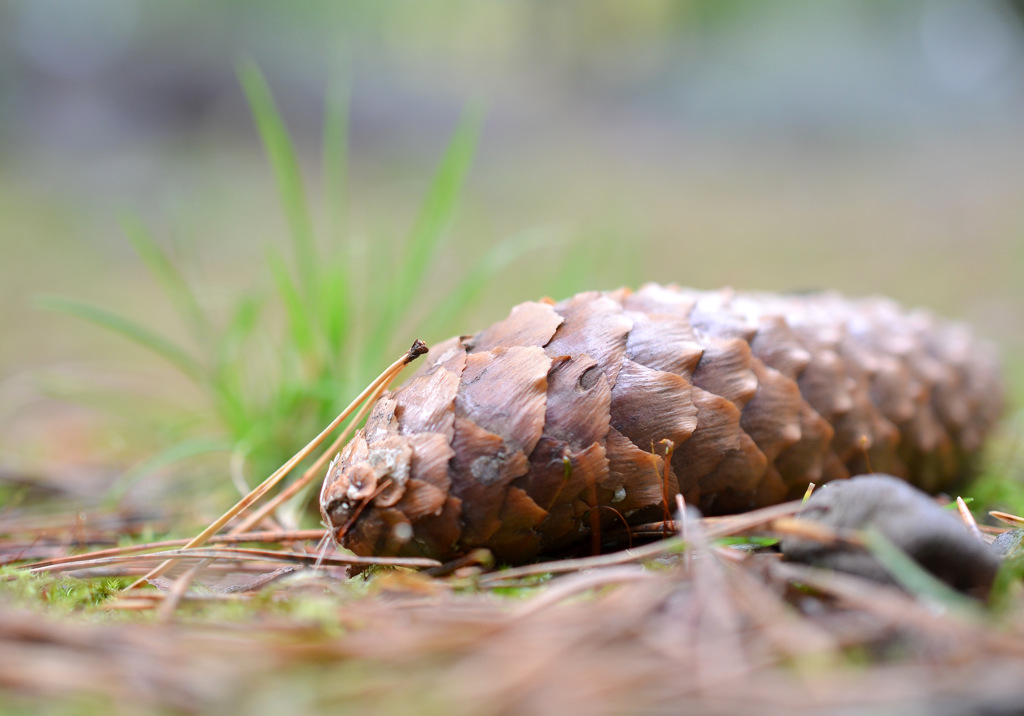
[{"left": 4, "top": 437, "right": 1024, "bottom": 716}]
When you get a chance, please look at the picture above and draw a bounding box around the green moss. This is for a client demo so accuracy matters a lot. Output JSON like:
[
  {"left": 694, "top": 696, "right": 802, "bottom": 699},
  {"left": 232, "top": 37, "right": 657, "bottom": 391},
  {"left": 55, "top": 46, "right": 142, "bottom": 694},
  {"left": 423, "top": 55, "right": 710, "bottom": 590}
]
[{"left": 0, "top": 567, "right": 130, "bottom": 613}]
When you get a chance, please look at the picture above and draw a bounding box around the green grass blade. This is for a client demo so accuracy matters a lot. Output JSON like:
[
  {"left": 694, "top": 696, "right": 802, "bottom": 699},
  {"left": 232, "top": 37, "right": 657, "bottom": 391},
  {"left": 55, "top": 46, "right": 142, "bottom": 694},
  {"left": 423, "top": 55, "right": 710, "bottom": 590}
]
[
  {"left": 35, "top": 294, "right": 206, "bottom": 384},
  {"left": 557, "top": 226, "right": 642, "bottom": 299},
  {"left": 215, "top": 292, "right": 265, "bottom": 372},
  {"left": 318, "top": 258, "right": 352, "bottom": 374},
  {"left": 320, "top": 73, "right": 353, "bottom": 370},
  {"left": 211, "top": 293, "right": 267, "bottom": 435},
  {"left": 238, "top": 61, "right": 318, "bottom": 301},
  {"left": 265, "top": 246, "right": 315, "bottom": 360},
  {"left": 392, "top": 104, "right": 484, "bottom": 318},
  {"left": 104, "top": 436, "right": 232, "bottom": 506},
  {"left": 120, "top": 214, "right": 212, "bottom": 347},
  {"left": 990, "top": 553, "right": 1024, "bottom": 611},
  {"left": 419, "top": 227, "right": 557, "bottom": 339},
  {"left": 323, "top": 73, "right": 350, "bottom": 249},
  {"left": 862, "top": 526, "right": 983, "bottom": 614}
]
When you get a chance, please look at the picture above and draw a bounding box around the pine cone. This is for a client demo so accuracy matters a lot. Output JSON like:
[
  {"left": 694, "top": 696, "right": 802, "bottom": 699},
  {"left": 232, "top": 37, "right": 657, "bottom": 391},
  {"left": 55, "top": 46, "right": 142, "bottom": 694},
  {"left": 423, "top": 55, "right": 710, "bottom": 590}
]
[{"left": 320, "top": 285, "right": 1004, "bottom": 564}]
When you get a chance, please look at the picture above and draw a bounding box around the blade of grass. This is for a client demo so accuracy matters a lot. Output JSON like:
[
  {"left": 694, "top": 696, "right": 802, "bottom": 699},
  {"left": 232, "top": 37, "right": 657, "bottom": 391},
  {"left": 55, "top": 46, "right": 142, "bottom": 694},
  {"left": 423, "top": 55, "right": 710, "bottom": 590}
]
[
  {"left": 34, "top": 295, "right": 205, "bottom": 384},
  {"left": 318, "top": 258, "right": 352, "bottom": 378},
  {"left": 990, "top": 553, "right": 1024, "bottom": 610},
  {"left": 266, "top": 246, "right": 316, "bottom": 361},
  {"left": 862, "top": 526, "right": 982, "bottom": 614},
  {"left": 320, "top": 70, "right": 354, "bottom": 370},
  {"left": 387, "top": 104, "right": 484, "bottom": 322},
  {"left": 103, "top": 436, "right": 232, "bottom": 507},
  {"left": 238, "top": 61, "right": 318, "bottom": 305},
  {"left": 418, "top": 226, "right": 560, "bottom": 339},
  {"left": 120, "top": 214, "right": 212, "bottom": 348},
  {"left": 211, "top": 292, "right": 265, "bottom": 434},
  {"left": 323, "top": 71, "right": 350, "bottom": 249}
]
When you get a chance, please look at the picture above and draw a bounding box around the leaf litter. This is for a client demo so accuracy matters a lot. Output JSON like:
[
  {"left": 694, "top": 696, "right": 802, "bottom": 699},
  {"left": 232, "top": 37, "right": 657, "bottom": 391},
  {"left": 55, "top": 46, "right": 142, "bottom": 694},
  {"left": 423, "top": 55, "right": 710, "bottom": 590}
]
[{"left": 4, "top": 488, "right": 1024, "bottom": 716}]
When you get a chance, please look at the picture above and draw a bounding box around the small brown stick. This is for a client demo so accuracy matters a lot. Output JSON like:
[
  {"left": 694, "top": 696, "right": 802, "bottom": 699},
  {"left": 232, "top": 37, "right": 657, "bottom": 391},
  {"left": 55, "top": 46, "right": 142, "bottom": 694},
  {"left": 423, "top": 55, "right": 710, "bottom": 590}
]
[
  {"left": 124, "top": 341, "right": 428, "bottom": 590},
  {"left": 956, "top": 496, "right": 985, "bottom": 542}
]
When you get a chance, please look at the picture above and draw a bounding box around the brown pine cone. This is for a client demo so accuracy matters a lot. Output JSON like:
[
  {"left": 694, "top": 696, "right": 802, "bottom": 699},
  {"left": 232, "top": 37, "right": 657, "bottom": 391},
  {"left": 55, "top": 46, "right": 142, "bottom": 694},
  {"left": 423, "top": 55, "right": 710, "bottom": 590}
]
[{"left": 320, "top": 285, "right": 1004, "bottom": 564}]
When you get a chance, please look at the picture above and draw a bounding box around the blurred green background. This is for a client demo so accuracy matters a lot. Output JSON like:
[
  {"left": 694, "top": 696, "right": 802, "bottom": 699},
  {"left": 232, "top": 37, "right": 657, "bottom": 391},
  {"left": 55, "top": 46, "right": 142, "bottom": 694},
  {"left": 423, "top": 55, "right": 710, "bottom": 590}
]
[{"left": 1, "top": 0, "right": 1022, "bottom": 510}]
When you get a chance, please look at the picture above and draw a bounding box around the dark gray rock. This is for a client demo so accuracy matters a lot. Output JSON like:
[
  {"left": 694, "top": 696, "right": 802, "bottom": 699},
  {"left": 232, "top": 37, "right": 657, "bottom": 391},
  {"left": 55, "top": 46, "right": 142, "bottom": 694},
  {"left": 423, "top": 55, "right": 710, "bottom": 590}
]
[
  {"left": 992, "top": 529, "right": 1024, "bottom": 559},
  {"left": 781, "top": 474, "right": 1001, "bottom": 599}
]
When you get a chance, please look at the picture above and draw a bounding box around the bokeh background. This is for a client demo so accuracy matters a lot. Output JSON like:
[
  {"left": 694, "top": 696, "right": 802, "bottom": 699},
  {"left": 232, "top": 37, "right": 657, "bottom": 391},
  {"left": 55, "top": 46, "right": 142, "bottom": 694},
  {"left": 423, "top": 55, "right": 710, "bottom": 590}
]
[{"left": 2, "top": 0, "right": 1023, "bottom": 505}]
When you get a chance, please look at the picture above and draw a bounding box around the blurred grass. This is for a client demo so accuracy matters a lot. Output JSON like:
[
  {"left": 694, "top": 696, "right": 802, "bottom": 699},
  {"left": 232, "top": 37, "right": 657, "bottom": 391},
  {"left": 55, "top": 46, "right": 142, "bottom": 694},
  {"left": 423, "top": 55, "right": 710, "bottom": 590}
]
[
  {"left": 29, "top": 66, "right": 556, "bottom": 514},
  {"left": 0, "top": 0, "right": 1021, "bottom": 528}
]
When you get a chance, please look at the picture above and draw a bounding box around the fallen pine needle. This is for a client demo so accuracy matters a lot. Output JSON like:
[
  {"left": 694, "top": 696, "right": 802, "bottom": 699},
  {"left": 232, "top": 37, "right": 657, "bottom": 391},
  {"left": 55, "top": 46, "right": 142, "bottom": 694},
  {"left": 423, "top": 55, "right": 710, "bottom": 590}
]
[
  {"left": 990, "top": 510, "right": 1024, "bottom": 528},
  {"left": 230, "top": 376, "right": 392, "bottom": 534},
  {"left": 125, "top": 341, "right": 427, "bottom": 590},
  {"left": 479, "top": 501, "right": 802, "bottom": 586},
  {"left": 956, "top": 496, "right": 985, "bottom": 541},
  {"left": 28, "top": 546, "right": 440, "bottom": 574},
  {"left": 19, "top": 529, "right": 326, "bottom": 570},
  {"left": 770, "top": 517, "right": 864, "bottom": 546}
]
